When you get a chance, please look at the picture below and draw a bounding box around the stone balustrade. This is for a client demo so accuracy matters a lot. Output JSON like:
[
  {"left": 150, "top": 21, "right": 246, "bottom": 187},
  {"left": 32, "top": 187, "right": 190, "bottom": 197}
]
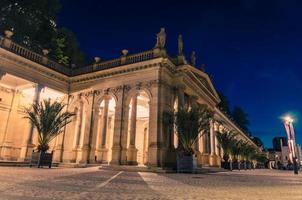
[
  {"left": 0, "top": 34, "right": 164, "bottom": 77},
  {"left": 0, "top": 35, "right": 71, "bottom": 76}
]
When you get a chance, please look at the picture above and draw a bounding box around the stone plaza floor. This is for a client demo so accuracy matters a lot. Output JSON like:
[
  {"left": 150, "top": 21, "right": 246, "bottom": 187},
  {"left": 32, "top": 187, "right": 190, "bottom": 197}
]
[{"left": 0, "top": 167, "right": 301, "bottom": 200}]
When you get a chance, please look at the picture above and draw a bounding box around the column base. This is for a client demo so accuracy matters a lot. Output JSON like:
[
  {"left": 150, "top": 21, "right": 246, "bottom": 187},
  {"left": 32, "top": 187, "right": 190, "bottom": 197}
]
[
  {"left": 120, "top": 148, "right": 128, "bottom": 165},
  {"left": 110, "top": 146, "right": 121, "bottom": 165},
  {"left": 127, "top": 146, "right": 138, "bottom": 165},
  {"left": 209, "top": 154, "right": 220, "bottom": 167},
  {"left": 53, "top": 146, "right": 63, "bottom": 163},
  {"left": 18, "top": 144, "right": 35, "bottom": 162},
  {"left": 147, "top": 145, "right": 159, "bottom": 167},
  {"left": 96, "top": 147, "right": 108, "bottom": 163},
  {"left": 0, "top": 142, "right": 13, "bottom": 160},
  {"left": 75, "top": 146, "right": 89, "bottom": 164}
]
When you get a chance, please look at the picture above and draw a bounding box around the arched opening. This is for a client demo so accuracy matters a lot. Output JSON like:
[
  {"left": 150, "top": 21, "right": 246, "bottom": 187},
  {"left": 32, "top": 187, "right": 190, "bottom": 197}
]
[
  {"left": 126, "top": 91, "right": 150, "bottom": 166},
  {"left": 95, "top": 96, "right": 116, "bottom": 163}
]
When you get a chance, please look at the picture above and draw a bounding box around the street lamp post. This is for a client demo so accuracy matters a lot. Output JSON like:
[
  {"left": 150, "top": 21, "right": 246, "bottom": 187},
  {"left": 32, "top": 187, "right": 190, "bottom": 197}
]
[{"left": 283, "top": 116, "right": 299, "bottom": 174}]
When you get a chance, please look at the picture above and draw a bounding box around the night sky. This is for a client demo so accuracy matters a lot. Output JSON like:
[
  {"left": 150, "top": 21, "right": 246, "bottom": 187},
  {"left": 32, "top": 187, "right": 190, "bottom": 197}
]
[{"left": 58, "top": 0, "right": 302, "bottom": 148}]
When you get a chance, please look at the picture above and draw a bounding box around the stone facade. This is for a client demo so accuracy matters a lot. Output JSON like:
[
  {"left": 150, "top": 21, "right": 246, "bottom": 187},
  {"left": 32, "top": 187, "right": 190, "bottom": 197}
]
[{"left": 0, "top": 29, "right": 257, "bottom": 168}]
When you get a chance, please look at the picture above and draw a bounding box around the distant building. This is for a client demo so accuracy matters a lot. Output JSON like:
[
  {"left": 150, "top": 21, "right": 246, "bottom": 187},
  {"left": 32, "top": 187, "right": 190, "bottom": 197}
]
[
  {"left": 268, "top": 137, "right": 302, "bottom": 169},
  {"left": 272, "top": 137, "right": 288, "bottom": 151}
]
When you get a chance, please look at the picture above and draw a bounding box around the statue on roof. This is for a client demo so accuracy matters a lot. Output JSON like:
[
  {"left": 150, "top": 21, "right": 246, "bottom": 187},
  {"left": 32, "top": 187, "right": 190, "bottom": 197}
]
[
  {"left": 178, "top": 34, "right": 183, "bottom": 55},
  {"left": 155, "top": 28, "right": 166, "bottom": 48},
  {"left": 191, "top": 51, "right": 196, "bottom": 66}
]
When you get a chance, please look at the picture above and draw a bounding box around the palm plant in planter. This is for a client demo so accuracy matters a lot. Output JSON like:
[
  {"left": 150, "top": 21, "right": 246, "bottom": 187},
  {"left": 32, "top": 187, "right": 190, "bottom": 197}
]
[
  {"left": 25, "top": 99, "right": 74, "bottom": 168},
  {"left": 216, "top": 131, "right": 238, "bottom": 170},
  {"left": 240, "top": 143, "right": 256, "bottom": 170},
  {"left": 172, "top": 104, "right": 213, "bottom": 173}
]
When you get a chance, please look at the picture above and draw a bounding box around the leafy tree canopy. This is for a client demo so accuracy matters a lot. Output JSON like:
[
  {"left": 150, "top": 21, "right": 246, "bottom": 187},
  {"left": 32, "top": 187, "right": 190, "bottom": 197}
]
[
  {"left": 218, "top": 91, "right": 231, "bottom": 115},
  {"left": 0, "top": 0, "right": 86, "bottom": 66},
  {"left": 232, "top": 106, "right": 250, "bottom": 132}
]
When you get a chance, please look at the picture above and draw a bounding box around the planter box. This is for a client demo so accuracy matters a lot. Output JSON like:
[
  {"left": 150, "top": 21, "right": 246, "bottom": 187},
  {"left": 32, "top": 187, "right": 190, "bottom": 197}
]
[
  {"left": 30, "top": 151, "right": 53, "bottom": 168},
  {"left": 177, "top": 153, "right": 195, "bottom": 173}
]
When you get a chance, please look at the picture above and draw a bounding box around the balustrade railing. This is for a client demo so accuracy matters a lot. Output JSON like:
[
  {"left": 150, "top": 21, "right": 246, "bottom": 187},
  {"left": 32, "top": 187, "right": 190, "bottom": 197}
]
[
  {"left": 125, "top": 50, "right": 154, "bottom": 64},
  {"left": 0, "top": 35, "right": 162, "bottom": 77},
  {"left": 0, "top": 36, "right": 71, "bottom": 75},
  {"left": 72, "top": 49, "right": 158, "bottom": 75}
]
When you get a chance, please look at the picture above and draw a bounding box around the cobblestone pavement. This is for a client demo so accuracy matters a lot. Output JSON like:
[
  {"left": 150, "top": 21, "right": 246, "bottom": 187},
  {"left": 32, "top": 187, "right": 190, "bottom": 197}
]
[{"left": 0, "top": 167, "right": 301, "bottom": 200}]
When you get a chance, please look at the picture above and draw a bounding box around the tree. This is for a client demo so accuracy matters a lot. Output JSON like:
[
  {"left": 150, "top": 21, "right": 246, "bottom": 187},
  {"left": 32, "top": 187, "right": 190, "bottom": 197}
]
[
  {"left": 240, "top": 143, "right": 256, "bottom": 170},
  {"left": 216, "top": 131, "right": 238, "bottom": 170},
  {"left": 0, "top": 0, "right": 86, "bottom": 66},
  {"left": 232, "top": 106, "right": 250, "bottom": 132},
  {"left": 217, "top": 92, "right": 231, "bottom": 115},
  {"left": 56, "top": 28, "right": 86, "bottom": 66},
  {"left": 24, "top": 99, "right": 75, "bottom": 152},
  {"left": 166, "top": 104, "right": 213, "bottom": 155},
  {"left": 0, "top": 0, "right": 60, "bottom": 49}
]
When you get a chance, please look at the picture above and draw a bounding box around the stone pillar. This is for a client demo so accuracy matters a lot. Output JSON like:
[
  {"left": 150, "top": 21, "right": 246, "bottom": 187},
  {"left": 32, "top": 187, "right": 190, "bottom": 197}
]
[
  {"left": 127, "top": 94, "right": 138, "bottom": 165},
  {"left": 53, "top": 95, "right": 69, "bottom": 163},
  {"left": 75, "top": 102, "right": 84, "bottom": 147},
  {"left": 88, "top": 106, "right": 100, "bottom": 163},
  {"left": 19, "top": 84, "right": 44, "bottom": 161},
  {"left": 209, "top": 120, "right": 217, "bottom": 166},
  {"left": 0, "top": 89, "right": 21, "bottom": 160},
  {"left": 76, "top": 94, "right": 93, "bottom": 164},
  {"left": 148, "top": 83, "right": 161, "bottom": 167},
  {"left": 96, "top": 96, "right": 110, "bottom": 163},
  {"left": 111, "top": 86, "right": 126, "bottom": 165}
]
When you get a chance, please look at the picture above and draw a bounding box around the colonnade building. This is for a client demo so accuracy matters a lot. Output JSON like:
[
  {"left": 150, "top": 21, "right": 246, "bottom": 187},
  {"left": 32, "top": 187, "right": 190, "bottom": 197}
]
[{"left": 0, "top": 28, "right": 257, "bottom": 168}]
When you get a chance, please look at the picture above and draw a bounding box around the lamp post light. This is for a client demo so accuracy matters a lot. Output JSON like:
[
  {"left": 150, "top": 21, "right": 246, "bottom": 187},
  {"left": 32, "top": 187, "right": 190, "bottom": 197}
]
[{"left": 283, "top": 115, "right": 298, "bottom": 174}]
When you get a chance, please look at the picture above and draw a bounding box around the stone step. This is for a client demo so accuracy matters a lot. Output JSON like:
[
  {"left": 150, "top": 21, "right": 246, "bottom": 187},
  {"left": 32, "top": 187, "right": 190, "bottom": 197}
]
[
  {"left": 0, "top": 161, "right": 29, "bottom": 167},
  {"left": 58, "top": 163, "right": 101, "bottom": 168},
  {"left": 0, "top": 161, "right": 59, "bottom": 167}
]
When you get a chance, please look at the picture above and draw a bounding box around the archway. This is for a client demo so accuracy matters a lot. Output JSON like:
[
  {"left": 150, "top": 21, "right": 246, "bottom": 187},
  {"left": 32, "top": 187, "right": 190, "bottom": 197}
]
[
  {"left": 95, "top": 96, "right": 116, "bottom": 163},
  {"left": 126, "top": 91, "right": 150, "bottom": 166}
]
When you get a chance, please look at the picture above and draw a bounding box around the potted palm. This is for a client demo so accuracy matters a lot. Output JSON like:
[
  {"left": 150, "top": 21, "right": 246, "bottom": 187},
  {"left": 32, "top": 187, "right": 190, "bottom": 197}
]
[
  {"left": 25, "top": 99, "right": 74, "bottom": 168},
  {"left": 240, "top": 143, "right": 256, "bottom": 170},
  {"left": 217, "top": 131, "right": 237, "bottom": 170},
  {"left": 172, "top": 104, "right": 213, "bottom": 173}
]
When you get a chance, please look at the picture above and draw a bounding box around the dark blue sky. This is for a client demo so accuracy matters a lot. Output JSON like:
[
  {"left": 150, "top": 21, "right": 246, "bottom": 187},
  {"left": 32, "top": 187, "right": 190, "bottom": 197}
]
[{"left": 58, "top": 0, "right": 302, "bottom": 148}]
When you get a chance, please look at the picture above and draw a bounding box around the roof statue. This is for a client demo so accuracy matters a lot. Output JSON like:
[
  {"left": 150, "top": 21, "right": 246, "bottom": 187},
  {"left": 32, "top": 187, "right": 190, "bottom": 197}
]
[
  {"left": 191, "top": 51, "right": 196, "bottom": 66},
  {"left": 155, "top": 28, "right": 166, "bottom": 48},
  {"left": 178, "top": 34, "right": 183, "bottom": 55}
]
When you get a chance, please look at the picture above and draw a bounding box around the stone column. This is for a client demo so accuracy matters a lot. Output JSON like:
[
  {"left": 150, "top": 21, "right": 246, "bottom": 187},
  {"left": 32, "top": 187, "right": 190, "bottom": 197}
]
[
  {"left": 88, "top": 106, "right": 100, "bottom": 163},
  {"left": 209, "top": 120, "right": 217, "bottom": 166},
  {"left": 101, "top": 98, "right": 110, "bottom": 147},
  {"left": 111, "top": 86, "right": 127, "bottom": 165},
  {"left": 96, "top": 96, "right": 110, "bottom": 163},
  {"left": 0, "top": 89, "right": 20, "bottom": 160},
  {"left": 127, "top": 94, "right": 138, "bottom": 165},
  {"left": 54, "top": 95, "right": 70, "bottom": 163},
  {"left": 19, "top": 84, "right": 44, "bottom": 161},
  {"left": 76, "top": 94, "right": 94, "bottom": 164},
  {"left": 75, "top": 102, "right": 84, "bottom": 147}
]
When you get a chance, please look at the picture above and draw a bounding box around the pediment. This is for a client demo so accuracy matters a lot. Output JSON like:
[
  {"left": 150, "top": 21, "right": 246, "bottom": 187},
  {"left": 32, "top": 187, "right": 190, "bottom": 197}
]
[{"left": 182, "top": 66, "right": 220, "bottom": 103}]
